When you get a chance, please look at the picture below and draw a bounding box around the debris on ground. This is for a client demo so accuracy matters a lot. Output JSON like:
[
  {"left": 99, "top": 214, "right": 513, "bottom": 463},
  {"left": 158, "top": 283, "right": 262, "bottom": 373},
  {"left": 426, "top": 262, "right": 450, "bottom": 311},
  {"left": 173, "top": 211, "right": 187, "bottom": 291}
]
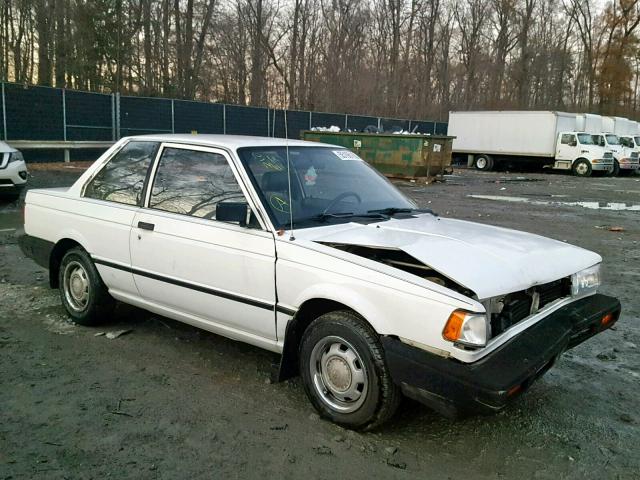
[
  {"left": 313, "top": 446, "right": 333, "bottom": 456},
  {"left": 269, "top": 424, "right": 288, "bottom": 431},
  {"left": 384, "top": 446, "right": 398, "bottom": 456},
  {"left": 619, "top": 413, "right": 634, "bottom": 423},
  {"left": 105, "top": 329, "right": 132, "bottom": 339},
  {"left": 386, "top": 459, "right": 407, "bottom": 470},
  {"left": 596, "top": 351, "right": 617, "bottom": 361}
]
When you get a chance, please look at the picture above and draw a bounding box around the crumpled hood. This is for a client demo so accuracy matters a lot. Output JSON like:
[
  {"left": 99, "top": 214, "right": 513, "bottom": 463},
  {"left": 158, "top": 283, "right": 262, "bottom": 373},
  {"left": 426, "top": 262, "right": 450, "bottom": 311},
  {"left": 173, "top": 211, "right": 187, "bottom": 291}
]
[{"left": 297, "top": 214, "right": 601, "bottom": 299}]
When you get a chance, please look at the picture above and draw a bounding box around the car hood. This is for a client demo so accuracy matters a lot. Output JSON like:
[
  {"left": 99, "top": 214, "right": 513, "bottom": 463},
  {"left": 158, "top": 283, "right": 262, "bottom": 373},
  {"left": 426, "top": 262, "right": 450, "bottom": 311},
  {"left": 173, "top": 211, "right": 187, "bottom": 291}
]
[
  {"left": 0, "top": 141, "right": 17, "bottom": 153},
  {"left": 296, "top": 214, "right": 601, "bottom": 299}
]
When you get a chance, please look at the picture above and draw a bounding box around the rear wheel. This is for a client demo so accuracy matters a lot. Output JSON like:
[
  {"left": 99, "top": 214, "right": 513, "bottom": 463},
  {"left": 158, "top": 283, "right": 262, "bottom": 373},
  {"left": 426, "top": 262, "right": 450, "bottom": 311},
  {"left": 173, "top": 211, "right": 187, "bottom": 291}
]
[
  {"left": 572, "top": 159, "right": 592, "bottom": 177},
  {"left": 59, "top": 247, "right": 115, "bottom": 325},
  {"left": 474, "top": 154, "right": 494, "bottom": 171},
  {"left": 299, "top": 310, "right": 401, "bottom": 430}
]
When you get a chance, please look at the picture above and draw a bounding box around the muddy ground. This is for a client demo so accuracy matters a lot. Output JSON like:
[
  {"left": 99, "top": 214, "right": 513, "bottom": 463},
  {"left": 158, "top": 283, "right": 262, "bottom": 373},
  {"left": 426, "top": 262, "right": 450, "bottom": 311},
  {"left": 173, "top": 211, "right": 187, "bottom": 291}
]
[{"left": 0, "top": 164, "right": 638, "bottom": 479}]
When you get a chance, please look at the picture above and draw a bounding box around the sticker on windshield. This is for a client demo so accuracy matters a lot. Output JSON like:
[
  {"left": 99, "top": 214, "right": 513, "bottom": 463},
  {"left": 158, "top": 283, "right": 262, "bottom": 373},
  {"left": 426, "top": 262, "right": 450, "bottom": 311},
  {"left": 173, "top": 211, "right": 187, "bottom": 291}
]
[
  {"left": 304, "top": 166, "right": 318, "bottom": 186},
  {"left": 252, "top": 152, "right": 285, "bottom": 171},
  {"left": 269, "top": 194, "right": 290, "bottom": 213},
  {"left": 333, "top": 150, "right": 362, "bottom": 161}
]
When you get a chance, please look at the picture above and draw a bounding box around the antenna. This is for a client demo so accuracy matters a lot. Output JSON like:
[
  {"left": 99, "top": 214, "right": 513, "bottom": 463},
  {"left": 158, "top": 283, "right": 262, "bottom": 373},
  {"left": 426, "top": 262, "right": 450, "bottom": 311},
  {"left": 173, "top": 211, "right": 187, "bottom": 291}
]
[{"left": 284, "top": 107, "right": 295, "bottom": 241}]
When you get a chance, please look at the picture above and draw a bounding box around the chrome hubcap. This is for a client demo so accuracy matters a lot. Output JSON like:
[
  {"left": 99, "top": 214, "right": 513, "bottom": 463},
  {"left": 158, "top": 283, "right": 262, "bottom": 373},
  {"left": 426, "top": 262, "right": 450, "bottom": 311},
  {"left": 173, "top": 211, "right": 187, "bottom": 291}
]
[
  {"left": 310, "top": 336, "right": 368, "bottom": 413},
  {"left": 476, "top": 157, "right": 487, "bottom": 169},
  {"left": 63, "top": 261, "right": 90, "bottom": 312},
  {"left": 577, "top": 163, "right": 588, "bottom": 174}
]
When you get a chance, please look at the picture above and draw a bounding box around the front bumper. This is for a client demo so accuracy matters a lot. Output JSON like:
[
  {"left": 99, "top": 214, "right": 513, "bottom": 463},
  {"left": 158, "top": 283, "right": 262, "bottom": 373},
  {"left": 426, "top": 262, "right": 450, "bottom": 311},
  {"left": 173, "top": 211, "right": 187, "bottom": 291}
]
[
  {"left": 618, "top": 161, "right": 639, "bottom": 170},
  {"left": 0, "top": 159, "right": 28, "bottom": 194},
  {"left": 591, "top": 160, "right": 614, "bottom": 171},
  {"left": 382, "top": 293, "right": 621, "bottom": 418},
  {"left": 592, "top": 163, "right": 614, "bottom": 171}
]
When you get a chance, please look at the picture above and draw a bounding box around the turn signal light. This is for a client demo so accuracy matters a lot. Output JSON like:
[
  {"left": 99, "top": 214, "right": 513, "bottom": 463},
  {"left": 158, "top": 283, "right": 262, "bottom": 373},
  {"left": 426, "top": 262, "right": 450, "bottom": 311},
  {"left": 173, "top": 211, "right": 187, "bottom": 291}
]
[{"left": 443, "top": 311, "right": 465, "bottom": 342}]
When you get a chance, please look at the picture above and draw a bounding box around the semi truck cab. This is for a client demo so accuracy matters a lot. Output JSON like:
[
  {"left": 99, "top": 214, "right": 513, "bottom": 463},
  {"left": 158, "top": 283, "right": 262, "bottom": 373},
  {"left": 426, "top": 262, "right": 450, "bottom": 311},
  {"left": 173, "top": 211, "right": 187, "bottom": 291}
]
[
  {"left": 593, "top": 134, "right": 639, "bottom": 175},
  {"left": 554, "top": 132, "right": 613, "bottom": 176}
]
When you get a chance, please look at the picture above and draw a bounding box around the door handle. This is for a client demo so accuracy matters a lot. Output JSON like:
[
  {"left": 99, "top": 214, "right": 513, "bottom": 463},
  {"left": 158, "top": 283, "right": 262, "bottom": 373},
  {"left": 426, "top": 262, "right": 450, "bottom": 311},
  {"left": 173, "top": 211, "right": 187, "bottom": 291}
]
[{"left": 137, "top": 221, "right": 155, "bottom": 231}]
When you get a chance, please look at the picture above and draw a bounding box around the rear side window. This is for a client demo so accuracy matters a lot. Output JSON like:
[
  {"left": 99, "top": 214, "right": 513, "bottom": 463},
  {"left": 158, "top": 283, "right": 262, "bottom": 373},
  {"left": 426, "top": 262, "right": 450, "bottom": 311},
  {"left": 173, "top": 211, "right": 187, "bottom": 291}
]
[
  {"left": 149, "top": 147, "right": 246, "bottom": 220},
  {"left": 84, "top": 141, "right": 158, "bottom": 206}
]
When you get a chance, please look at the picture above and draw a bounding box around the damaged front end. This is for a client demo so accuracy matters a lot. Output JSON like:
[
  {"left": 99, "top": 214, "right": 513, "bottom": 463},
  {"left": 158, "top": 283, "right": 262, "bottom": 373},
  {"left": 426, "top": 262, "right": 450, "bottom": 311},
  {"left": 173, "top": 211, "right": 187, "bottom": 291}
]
[
  {"left": 482, "top": 278, "right": 572, "bottom": 337},
  {"left": 319, "top": 241, "right": 578, "bottom": 349},
  {"left": 318, "top": 242, "right": 476, "bottom": 298}
]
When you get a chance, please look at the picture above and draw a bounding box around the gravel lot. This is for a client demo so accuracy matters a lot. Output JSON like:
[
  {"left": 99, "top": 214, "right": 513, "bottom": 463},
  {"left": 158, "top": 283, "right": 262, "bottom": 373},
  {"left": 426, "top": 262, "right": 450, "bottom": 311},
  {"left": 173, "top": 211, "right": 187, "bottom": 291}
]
[{"left": 1, "top": 164, "right": 638, "bottom": 479}]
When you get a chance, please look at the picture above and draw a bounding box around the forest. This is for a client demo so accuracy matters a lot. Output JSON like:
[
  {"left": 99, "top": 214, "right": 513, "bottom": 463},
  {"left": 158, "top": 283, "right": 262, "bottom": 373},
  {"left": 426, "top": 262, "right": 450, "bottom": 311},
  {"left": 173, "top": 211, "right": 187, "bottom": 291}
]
[{"left": 1, "top": 0, "right": 640, "bottom": 121}]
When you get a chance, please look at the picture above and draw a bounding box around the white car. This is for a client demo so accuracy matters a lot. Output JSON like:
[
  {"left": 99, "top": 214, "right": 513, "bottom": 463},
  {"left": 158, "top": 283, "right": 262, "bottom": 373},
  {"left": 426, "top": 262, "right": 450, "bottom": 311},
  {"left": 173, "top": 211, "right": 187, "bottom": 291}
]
[
  {"left": 19, "top": 135, "right": 621, "bottom": 429},
  {"left": 0, "top": 141, "right": 28, "bottom": 200}
]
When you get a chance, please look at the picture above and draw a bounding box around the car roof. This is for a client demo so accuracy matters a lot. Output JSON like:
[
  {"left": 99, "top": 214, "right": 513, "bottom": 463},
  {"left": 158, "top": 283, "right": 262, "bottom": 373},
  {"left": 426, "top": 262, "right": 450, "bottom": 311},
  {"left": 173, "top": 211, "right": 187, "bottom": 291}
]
[{"left": 125, "top": 134, "right": 340, "bottom": 150}]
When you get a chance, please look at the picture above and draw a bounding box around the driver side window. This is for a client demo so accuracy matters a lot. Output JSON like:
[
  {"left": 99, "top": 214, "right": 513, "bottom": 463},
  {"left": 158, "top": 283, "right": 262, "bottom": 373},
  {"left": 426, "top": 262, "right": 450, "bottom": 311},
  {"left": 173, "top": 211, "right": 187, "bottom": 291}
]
[
  {"left": 561, "top": 134, "right": 575, "bottom": 145},
  {"left": 149, "top": 147, "right": 260, "bottom": 228}
]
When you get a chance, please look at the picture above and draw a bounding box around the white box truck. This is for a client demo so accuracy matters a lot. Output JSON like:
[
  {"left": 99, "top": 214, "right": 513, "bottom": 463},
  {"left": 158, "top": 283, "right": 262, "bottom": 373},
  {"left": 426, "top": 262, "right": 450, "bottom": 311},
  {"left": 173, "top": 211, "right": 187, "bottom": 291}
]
[
  {"left": 592, "top": 116, "right": 640, "bottom": 175},
  {"left": 448, "top": 111, "right": 613, "bottom": 177}
]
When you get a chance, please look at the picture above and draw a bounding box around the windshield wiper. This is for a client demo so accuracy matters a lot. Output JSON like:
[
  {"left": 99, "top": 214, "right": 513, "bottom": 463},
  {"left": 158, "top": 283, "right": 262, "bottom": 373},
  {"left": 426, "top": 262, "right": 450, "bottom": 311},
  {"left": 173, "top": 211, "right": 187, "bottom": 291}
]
[
  {"left": 367, "top": 207, "right": 436, "bottom": 216},
  {"left": 308, "top": 212, "right": 389, "bottom": 223}
]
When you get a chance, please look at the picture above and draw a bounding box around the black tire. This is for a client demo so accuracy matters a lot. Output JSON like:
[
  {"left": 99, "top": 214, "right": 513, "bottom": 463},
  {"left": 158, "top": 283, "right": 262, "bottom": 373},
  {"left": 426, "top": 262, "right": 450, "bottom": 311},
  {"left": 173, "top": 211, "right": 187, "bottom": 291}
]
[
  {"left": 299, "top": 310, "right": 401, "bottom": 430},
  {"left": 610, "top": 160, "right": 620, "bottom": 177},
  {"left": 58, "top": 247, "right": 115, "bottom": 325},
  {"left": 572, "top": 159, "right": 592, "bottom": 177},
  {"left": 474, "top": 154, "right": 494, "bottom": 171}
]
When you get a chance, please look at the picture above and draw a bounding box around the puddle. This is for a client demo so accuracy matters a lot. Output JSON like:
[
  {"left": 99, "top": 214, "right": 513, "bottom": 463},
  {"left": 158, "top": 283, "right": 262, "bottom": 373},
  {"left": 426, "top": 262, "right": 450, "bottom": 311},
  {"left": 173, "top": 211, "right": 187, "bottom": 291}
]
[
  {"left": 467, "top": 195, "right": 640, "bottom": 211},
  {"left": 0, "top": 211, "right": 22, "bottom": 232},
  {"left": 486, "top": 177, "right": 545, "bottom": 183}
]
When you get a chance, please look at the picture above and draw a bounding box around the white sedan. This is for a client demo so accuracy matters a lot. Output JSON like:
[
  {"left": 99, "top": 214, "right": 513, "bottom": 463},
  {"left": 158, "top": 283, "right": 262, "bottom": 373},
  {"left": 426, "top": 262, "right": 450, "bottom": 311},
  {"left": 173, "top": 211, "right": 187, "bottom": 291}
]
[
  {"left": 19, "top": 135, "right": 620, "bottom": 429},
  {"left": 0, "top": 141, "right": 28, "bottom": 200}
]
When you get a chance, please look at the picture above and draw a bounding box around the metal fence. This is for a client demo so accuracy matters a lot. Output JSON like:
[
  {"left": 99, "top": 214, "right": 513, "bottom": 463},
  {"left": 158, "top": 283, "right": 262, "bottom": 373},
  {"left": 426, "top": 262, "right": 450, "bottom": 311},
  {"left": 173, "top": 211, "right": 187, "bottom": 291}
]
[{"left": 0, "top": 82, "right": 448, "bottom": 161}]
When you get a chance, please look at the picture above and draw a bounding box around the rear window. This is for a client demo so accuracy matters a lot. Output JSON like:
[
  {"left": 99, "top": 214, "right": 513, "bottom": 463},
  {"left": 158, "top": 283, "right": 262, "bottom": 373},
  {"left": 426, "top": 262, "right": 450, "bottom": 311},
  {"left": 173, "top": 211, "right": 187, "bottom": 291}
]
[{"left": 84, "top": 141, "right": 158, "bottom": 206}]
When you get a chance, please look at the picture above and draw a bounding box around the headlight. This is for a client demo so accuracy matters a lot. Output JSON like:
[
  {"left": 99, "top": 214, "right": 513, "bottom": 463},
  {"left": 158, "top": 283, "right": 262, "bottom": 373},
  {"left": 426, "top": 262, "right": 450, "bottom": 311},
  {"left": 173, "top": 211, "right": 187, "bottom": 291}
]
[
  {"left": 8, "top": 151, "right": 24, "bottom": 164},
  {"left": 443, "top": 310, "right": 489, "bottom": 347},
  {"left": 571, "top": 264, "right": 601, "bottom": 296}
]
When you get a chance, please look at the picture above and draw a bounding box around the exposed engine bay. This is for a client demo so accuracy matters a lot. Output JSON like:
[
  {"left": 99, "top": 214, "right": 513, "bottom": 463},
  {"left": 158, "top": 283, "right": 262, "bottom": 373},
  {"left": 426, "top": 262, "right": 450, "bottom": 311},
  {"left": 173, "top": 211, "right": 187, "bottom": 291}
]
[{"left": 318, "top": 242, "right": 476, "bottom": 298}]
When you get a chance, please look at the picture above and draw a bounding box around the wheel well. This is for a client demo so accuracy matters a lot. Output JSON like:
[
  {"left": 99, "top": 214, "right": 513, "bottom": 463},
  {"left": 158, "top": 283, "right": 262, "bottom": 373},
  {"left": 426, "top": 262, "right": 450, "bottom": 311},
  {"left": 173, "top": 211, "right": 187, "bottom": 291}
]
[
  {"left": 49, "top": 239, "right": 82, "bottom": 288},
  {"left": 276, "top": 298, "right": 362, "bottom": 382}
]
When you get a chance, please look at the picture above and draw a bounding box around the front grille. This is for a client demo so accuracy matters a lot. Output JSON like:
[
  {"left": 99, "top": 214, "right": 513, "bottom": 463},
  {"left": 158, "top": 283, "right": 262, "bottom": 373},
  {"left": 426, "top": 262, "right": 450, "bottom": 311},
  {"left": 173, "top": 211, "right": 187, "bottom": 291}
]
[
  {"left": 604, "top": 152, "right": 613, "bottom": 159},
  {"left": 0, "top": 179, "right": 13, "bottom": 185},
  {"left": 632, "top": 152, "right": 639, "bottom": 159},
  {"left": 490, "top": 278, "right": 571, "bottom": 337},
  {"left": 538, "top": 278, "right": 571, "bottom": 307}
]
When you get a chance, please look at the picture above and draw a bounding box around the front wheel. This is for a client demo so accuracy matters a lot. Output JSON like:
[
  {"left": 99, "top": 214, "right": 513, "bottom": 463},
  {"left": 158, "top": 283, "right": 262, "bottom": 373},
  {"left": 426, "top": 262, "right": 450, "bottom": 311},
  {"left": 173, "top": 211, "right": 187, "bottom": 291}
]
[
  {"left": 59, "top": 247, "right": 115, "bottom": 325},
  {"left": 608, "top": 160, "right": 620, "bottom": 177},
  {"left": 299, "top": 310, "right": 401, "bottom": 430},
  {"left": 572, "top": 159, "right": 592, "bottom": 177}
]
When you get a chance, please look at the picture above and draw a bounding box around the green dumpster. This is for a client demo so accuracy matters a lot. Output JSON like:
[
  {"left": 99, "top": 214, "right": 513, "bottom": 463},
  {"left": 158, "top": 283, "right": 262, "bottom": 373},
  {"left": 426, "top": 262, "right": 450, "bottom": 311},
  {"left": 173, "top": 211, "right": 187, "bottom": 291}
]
[{"left": 301, "top": 131, "right": 454, "bottom": 179}]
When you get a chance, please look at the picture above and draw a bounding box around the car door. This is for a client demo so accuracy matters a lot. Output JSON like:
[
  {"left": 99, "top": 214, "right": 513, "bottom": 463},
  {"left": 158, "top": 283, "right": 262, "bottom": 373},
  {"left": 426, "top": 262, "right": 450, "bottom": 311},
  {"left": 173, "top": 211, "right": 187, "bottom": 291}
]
[
  {"left": 129, "top": 143, "right": 277, "bottom": 342},
  {"left": 81, "top": 140, "right": 160, "bottom": 297},
  {"left": 555, "top": 133, "right": 576, "bottom": 160}
]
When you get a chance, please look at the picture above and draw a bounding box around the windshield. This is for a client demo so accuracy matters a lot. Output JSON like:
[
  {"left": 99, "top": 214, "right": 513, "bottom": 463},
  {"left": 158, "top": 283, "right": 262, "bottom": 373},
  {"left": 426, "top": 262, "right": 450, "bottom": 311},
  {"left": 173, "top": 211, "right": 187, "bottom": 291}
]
[
  {"left": 635, "top": 137, "right": 640, "bottom": 147},
  {"left": 577, "top": 133, "right": 595, "bottom": 145},
  {"left": 237, "top": 146, "right": 416, "bottom": 228},
  {"left": 606, "top": 134, "right": 620, "bottom": 145}
]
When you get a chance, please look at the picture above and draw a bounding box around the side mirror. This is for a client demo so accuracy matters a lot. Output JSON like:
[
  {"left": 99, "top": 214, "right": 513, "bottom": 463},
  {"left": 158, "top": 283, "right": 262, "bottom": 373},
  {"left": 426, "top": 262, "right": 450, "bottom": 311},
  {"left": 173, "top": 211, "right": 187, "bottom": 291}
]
[{"left": 216, "top": 202, "right": 249, "bottom": 227}]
